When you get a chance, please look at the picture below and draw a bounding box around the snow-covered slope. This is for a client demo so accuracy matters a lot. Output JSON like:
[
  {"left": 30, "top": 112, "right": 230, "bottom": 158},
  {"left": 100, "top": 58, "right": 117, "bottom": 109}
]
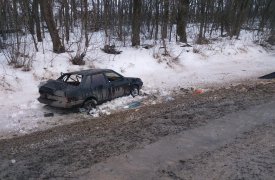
[{"left": 0, "top": 30, "right": 274, "bottom": 139}]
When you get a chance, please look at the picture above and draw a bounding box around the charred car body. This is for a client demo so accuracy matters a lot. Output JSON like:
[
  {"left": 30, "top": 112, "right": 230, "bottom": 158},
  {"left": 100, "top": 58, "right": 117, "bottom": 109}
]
[{"left": 38, "top": 69, "right": 143, "bottom": 109}]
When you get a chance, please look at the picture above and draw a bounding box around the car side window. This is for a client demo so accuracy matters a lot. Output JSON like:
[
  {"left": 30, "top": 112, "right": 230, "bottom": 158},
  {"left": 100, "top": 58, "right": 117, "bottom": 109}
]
[
  {"left": 91, "top": 73, "right": 106, "bottom": 88},
  {"left": 58, "top": 74, "right": 82, "bottom": 86},
  {"left": 105, "top": 72, "right": 122, "bottom": 82},
  {"left": 84, "top": 75, "right": 91, "bottom": 88}
]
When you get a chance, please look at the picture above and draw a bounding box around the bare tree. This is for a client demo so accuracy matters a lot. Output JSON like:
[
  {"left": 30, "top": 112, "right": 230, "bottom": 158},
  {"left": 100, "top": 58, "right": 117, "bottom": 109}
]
[
  {"left": 161, "top": 0, "right": 169, "bottom": 39},
  {"left": 177, "top": 0, "right": 189, "bottom": 43},
  {"left": 267, "top": 0, "right": 275, "bottom": 44},
  {"left": 33, "top": 0, "right": 42, "bottom": 42},
  {"left": 154, "top": 0, "right": 159, "bottom": 40},
  {"left": 84, "top": 0, "right": 89, "bottom": 47},
  {"left": 40, "top": 0, "right": 65, "bottom": 53},
  {"left": 132, "top": 0, "right": 141, "bottom": 46},
  {"left": 1, "top": 0, "right": 275, "bottom": 58},
  {"left": 63, "top": 0, "right": 70, "bottom": 43}
]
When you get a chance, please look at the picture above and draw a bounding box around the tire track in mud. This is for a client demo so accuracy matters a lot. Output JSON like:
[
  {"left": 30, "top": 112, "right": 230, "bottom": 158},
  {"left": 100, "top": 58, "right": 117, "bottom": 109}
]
[{"left": 0, "top": 81, "right": 274, "bottom": 179}]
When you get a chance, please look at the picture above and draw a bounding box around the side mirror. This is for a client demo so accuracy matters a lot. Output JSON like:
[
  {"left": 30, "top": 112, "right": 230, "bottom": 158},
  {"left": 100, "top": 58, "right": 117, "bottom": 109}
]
[{"left": 61, "top": 72, "right": 64, "bottom": 76}]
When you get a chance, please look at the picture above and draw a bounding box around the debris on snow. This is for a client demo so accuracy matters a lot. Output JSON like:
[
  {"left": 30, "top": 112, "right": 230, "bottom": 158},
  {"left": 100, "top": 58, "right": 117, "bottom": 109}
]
[
  {"left": 101, "top": 45, "right": 122, "bottom": 54},
  {"left": 193, "top": 89, "right": 205, "bottom": 95},
  {"left": 124, "top": 101, "right": 141, "bottom": 109},
  {"left": 44, "top": 113, "right": 54, "bottom": 117}
]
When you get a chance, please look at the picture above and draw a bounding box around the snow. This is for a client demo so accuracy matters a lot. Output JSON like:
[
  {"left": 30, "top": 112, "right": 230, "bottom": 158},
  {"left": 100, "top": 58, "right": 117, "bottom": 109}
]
[{"left": 0, "top": 30, "right": 275, "bottom": 139}]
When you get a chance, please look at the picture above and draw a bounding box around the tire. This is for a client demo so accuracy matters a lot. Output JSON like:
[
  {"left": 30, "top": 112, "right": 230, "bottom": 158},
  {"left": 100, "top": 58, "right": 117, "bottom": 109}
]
[
  {"left": 82, "top": 99, "right": 97, "bottom": 111},
  {"left": 130, "top": 85, "right": 139, "bottom": 97}
]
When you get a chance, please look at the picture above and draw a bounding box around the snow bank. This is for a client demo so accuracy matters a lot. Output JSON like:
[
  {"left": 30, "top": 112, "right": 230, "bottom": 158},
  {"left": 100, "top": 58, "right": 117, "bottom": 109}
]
[{"left": 0, "top": 30, "right": 274, "bottom": 138}]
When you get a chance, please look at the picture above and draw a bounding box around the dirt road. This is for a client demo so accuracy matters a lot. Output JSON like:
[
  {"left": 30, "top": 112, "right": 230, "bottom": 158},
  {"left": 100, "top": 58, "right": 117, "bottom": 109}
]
[{"left": 0, "top": 80, "right": 274, "bottom": 179}]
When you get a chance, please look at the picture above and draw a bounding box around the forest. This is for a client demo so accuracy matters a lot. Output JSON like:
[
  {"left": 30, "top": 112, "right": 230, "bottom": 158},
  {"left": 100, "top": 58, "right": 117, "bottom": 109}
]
[{"left": 0, "top": 0, "right": 275, "bottom": 67}]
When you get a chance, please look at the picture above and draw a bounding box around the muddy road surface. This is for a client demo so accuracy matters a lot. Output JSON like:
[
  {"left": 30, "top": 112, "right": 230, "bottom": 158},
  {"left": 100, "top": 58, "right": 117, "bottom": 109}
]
[{"left": 0, "top": 80, "right": 275, "bottom": 179}]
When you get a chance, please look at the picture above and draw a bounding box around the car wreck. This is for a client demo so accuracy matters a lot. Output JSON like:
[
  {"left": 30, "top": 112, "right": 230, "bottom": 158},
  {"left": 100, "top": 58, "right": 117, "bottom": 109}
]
[{"left": 38, "top": 69, "right": 143, "bottom": 109}]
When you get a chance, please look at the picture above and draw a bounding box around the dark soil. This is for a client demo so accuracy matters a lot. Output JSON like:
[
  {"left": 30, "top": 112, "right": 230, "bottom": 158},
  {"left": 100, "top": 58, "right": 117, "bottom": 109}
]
[{"left": 0, "top": 80, "right": 275, "bottom": 179}]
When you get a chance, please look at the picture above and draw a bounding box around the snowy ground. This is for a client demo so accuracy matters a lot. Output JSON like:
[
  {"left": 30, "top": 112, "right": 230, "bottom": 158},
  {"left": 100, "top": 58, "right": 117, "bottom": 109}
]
[{"left": 0, "top": 30, "right": 275, "bottom": 139}]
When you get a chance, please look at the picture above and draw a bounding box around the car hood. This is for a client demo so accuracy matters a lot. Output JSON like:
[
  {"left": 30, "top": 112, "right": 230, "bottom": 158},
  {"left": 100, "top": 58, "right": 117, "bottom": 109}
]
[
  {"left": 125, "top": 77, "right": 142, "bottom": 82},
  {"left": 125, "top": 77, "right": 143, "bottom": 86}
]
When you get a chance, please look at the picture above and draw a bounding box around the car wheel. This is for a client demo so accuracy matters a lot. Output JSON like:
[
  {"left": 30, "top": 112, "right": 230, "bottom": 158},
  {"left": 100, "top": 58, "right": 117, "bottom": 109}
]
[
  {"left": 131, "top": 86, "right": 139, "bottom": 97},
  {"left": 83, "top": 99, "right": 97, "bottom": 111}
]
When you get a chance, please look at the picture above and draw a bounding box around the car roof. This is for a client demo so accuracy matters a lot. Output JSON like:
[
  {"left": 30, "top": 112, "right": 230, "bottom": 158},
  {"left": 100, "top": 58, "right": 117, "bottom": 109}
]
[{"left": 66, "top": 69, "right": 113, "bottom": 75}]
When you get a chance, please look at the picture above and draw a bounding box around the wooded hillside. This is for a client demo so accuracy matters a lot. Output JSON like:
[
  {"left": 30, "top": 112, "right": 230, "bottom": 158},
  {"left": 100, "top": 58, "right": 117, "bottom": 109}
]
[{"left": 0, "top": 0, "right": 274, "bottom": 54}]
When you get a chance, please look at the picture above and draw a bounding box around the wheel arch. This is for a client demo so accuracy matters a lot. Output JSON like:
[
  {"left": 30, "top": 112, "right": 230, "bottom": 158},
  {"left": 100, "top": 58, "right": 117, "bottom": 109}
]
[
  {"left": 130, "top": 84, "right": 140, "bottom": 97},
  {"left": 82, "top": 96, "right": 98, "bottom": 106},
  {"left": 131, "top": 84, "right": 140, "bottom": 89}
]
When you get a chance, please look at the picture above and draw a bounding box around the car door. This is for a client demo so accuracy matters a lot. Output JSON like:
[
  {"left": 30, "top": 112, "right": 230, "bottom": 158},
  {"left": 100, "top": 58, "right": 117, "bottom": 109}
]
[
  {"left": 104, "top": 71, "right": 128, "bottom": 99},
  {"left": 90, "top": 73, "right": 110, "bottom": 102}
]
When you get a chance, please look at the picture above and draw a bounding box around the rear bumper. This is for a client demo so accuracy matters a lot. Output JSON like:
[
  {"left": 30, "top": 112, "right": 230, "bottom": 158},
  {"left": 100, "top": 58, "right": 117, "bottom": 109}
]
[{"left": 38, "top": 97, "right": 83, "bottom": 108}]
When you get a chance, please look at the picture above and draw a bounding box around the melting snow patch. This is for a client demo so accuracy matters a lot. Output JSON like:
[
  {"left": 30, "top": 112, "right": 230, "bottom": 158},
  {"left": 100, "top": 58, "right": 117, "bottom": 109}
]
[
  {"left": 87, "top": 96, "right": 145, "bottom": 117},
  {"left": 124, "top": 101, "right": 141, "bottom": 109}
]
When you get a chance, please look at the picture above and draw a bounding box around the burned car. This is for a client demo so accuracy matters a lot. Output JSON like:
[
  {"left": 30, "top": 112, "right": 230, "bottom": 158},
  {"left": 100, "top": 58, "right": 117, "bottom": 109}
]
[{"left": 38, "top": 69, "right": 143, "bottom": 109}]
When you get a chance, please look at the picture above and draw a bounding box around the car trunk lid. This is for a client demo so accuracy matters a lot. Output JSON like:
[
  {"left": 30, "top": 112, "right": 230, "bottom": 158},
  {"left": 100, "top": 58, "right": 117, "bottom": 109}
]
[{"left": 39, "top": 80, "right": 69, "bottom": 95}]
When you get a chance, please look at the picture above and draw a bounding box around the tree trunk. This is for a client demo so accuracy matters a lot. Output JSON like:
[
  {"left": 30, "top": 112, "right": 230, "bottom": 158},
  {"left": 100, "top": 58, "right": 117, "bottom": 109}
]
[
  {"left": 131, "top": 0, "right": 141, "bottom": 46},
  {"left": 177, "top": 0, "right": 189, "bottom": 43},
  {"left": 104, "top": 0, "right": 110, "bottom": 45},
  {"left": 117, "top": 0, "right": 123, "bottom": 41},
  {"left": 219, "top": 0, "right": 224, "bottom": 36},
  {"left": 40, "top": 0, "right": 65, "bottom": 53},
  {"left": 12, "top": 0, "right": 20, "bottom": 50},
  {"left": 84, "top": 0, "right": 89, "bottom": 47},
  {"left": 154, "top": 0, "right": 159, "bottom": 40},
  {"left": 22, "top": 0, "right": 35, "bottom": 35},
  {"left": 70, "top": 0, "right": 77, "bottom": 29},
  {"left": 162, "top": 0, "right": 169, "bottom": 39},
  {"left": 33, "top": 0, "right": 42, "bottom": 42},
  {"left": 63, "top": 0, "right": 70, "bottom": 43},
  {"left": 91, "top": 0, "right": 99, "bottom": 31},
  {"left": 198, "top": 0, "right": 205, "bottom": 41},
  {"left": 233, "top": 0, "right": 250, "bottom": 39},
  {"left": 268, "top": 0, "right": 275, "bottom": 44}
]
